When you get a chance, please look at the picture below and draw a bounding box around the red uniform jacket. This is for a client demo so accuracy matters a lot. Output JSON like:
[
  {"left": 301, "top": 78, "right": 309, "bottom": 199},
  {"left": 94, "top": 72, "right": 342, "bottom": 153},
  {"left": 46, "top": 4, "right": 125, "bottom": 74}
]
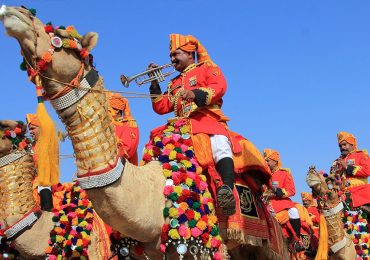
[
  {"left": 114, "top": 122, "right": 139, "bottom": 165},
  {"left": 334, "top": 150, "right": 370, "bottom": 208},
  {"left": 151, "top": 63, "right": 230, "bottom": 137},
  {"left": 269, "top": 168, "right": 297, "bottom": 213}
]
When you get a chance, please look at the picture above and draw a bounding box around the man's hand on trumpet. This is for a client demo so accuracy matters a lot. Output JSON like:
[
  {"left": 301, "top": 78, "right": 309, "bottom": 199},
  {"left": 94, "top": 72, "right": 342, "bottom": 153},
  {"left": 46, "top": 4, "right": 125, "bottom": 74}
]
[{"left": 147, "top": 63, "right": 159, "bottom": 86}]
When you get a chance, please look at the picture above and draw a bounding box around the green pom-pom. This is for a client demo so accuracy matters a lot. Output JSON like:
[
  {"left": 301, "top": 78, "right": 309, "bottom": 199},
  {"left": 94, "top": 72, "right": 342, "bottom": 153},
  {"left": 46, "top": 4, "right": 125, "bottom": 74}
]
[
  {"left": 46, "top": 21, "right": 52, "bottom": 25},
  {"left": 192, "top": 202, "right": 200, "bottom": 209},
  {"left": 188, "top": 219, "right": 196, "bottom": 228},
  {"left": 169, "top": 192, "right": 179, "bottom": 201},
  {"left": 29, "top": 8, "right": 36, "bottom": 16},
  {"left": 174, "top": 148, "right": 182, "bottom": 153},
  {"left": 75, "top": 246, "right": 83, "bottom": 252},
  {"left": 171, "top": 165, "right": 179, "bottom": 171},
  {"left": 163, "top": 207, "right": 169, "bottom": 217},
  {"left": 20, "top": 60, "right": 27, "bottom": 71},
  {"left": 52, "top": 216, "right": 60, "bottom": 222},
  {"left": 211, "top": 226, "right": 219, "bottom": 236},
  {"left": 347, "top": 229, "right": 352, "bottom": 234},
  {"left": 59, "top": 25, "right": 66, "bottom": 30}
]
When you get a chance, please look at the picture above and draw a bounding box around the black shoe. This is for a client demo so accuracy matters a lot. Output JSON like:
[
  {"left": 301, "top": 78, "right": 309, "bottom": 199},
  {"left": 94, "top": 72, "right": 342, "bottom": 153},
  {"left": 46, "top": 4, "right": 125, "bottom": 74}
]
[
  {"left": 39, "top": 188, "right": 53, "bottom": 211},
  {"left": 293, "top": 241, "right": 305, "bottom": 253},
  {"left": 217, "top": 185, "right": 236, "bottom": 216}
]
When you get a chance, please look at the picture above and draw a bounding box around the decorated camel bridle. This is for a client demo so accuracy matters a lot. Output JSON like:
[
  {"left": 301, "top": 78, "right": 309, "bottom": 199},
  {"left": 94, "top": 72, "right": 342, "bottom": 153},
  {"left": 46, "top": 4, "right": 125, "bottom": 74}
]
[{"left": 0, "top": 122, "right": 40, "bottom": 239}]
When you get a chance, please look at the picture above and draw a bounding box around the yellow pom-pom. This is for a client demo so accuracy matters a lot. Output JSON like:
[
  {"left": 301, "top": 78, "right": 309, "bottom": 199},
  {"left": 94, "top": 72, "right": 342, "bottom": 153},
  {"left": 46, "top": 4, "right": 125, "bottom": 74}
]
[
  {"left": 174, "top": 186, "right": 183, "bottom": 195},
  {"left": 163, "top": 169, "right": 173, "bottom": 178},
  {"left": 194, "top": 211, "right": 201, "bottom": 221},
  {"left": 204, "top": 192, "right": 212, "bottom": 198},
  {"left": 56, "top": 235, "right": 65, "bottom": 243},
  {"left": 169, "top": 229, "right": 180, "bottom": 239},
  {"left": 169, "top": 208, "right": 179, "bottom": 218},
  {"left": 169, "top": 150, "right": 177, "bottom": 160},
  {"left": 186, "top": 178, "right": 193, "bottom": 187}
]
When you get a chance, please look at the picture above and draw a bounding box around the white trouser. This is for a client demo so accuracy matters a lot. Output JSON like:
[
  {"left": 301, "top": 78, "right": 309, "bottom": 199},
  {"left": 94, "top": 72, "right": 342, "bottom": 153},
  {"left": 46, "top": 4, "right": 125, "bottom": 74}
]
[
  {"left": 288, "top": 207, "right": 300, "bottom": 219},
  {"left": 210, "top": 135, "right": 233, "bottom": 163},
  {"left": 38, "top": 185, "right": 51, "bottom": 192}
]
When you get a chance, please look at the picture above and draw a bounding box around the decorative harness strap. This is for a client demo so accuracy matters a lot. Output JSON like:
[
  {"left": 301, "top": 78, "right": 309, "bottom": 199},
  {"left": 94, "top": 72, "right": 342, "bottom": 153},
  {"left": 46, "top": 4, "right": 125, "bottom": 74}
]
[
  {"left": 322, "top": 202, "right": 348, "bottom": 253},
  {"left": 0, "top": 152, "right": 26, "bottom": 168},
  {"left": 2, "top": 205, "right": 42, "bottom": 239},
  {"left": 75, "top": 158, "right": 125, "bottom": 190},
  {"left": 330, "top": 236, "right": 348, "bottom": 254},
  {"left": 50, "top": 69, "right": 99, "bottom": 111},
  {"left": 323, "top": 201, "right": 343, "bottom": 217}
]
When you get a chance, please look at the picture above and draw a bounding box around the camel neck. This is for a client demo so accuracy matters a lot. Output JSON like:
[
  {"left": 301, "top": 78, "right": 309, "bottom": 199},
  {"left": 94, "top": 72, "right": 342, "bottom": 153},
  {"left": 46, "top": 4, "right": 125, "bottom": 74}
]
[
  {"left": 0, "top": 153, "right": 37, "bottom": 227},
  {"left": 58, "top": 77, "right": 119, "bottom": 175}
]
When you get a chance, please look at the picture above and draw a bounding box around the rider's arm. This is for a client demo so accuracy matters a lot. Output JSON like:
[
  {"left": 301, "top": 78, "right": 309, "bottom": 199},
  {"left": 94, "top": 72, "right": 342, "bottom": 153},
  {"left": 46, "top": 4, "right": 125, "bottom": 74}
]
[
  {"left": 346, "top": 151, "right": 370, "bottom": 177},
  {"left": 192, "top": 65, "right": 227, "bottom": 107},
  {"left": 277, "top": 171, "right": 296, "bottom": 198},
  {"left": 150, "top": 82, "right": 174, "bottom": 115}
]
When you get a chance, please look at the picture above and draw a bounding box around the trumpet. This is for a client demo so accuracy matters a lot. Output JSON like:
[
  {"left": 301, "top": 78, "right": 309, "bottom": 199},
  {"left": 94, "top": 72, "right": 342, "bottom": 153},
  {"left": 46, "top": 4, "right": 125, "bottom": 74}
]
[{"left": 120, "top": 64, "right": 175, "bottom": 88}]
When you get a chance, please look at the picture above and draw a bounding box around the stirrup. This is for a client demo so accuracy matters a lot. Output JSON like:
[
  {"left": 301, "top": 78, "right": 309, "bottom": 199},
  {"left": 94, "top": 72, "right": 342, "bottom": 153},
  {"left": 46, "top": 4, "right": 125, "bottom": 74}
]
[{"left": 217, "top": 185, "right": 236, "bottom": 216}]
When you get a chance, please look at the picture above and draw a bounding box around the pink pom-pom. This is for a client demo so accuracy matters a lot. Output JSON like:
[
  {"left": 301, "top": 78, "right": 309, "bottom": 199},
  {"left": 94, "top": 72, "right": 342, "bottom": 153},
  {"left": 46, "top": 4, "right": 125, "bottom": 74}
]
[
  {"left": 199, "top": 181, "right": 208, "bottom": 191},
  {"left": 211, "top": 238, "right": 221, "bottom": 248},
  {"left": 213, "top": 251, "right": 223, "bottom": 260},
  {"left": 191, "top": 227, "right": 202, "bottom": 237},
  {"left": 164, "top": 185, "right": 174, "bottom": 196},
  {"left": 160, "top": 243, "right": 167, "bottom": 253},
  {"left": 178, "top": 225, "right": 188, "bottom": 237}
]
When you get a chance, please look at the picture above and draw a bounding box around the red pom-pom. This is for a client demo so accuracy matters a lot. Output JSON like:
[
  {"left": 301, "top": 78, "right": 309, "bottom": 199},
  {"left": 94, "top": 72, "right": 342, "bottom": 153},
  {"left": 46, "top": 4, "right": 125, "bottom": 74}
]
[
  {"left": 44, "top": 24, "right": 54, "bottom": 33},
  {"left": 201, "top": 233, "right": 209, "bottom": 244},
  {"left": 185, "top": 209, "right": 195, "bottom": 220},
  {"left": 37, "top": 60, "right": 47, "bottom": 71}
]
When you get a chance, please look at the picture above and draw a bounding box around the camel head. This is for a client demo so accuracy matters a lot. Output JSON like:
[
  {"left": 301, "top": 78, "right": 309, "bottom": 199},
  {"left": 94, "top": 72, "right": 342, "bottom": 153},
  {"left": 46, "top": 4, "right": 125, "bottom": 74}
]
[
  {"left": 0, "top": 5, "right": 98, "bottom": 96},
  {"left": 0, "top": 120, "right": 28, "bottom": 157},
  {"left": 306, "top": 165, "right": 340, "bottom": 208}
]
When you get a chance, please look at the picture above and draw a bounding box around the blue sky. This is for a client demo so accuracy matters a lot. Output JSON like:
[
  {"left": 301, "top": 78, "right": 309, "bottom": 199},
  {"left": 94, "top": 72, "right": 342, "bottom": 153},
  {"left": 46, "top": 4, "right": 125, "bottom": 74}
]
[{"left": 0, "top": 1, "right": 370, "bottom": 203}]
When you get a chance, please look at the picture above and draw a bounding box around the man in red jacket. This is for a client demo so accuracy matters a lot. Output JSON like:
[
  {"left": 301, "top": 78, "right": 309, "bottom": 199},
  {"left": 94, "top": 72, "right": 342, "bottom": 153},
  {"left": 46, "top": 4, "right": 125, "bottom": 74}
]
[
  {"left": 331, "top": 132, "right": 370, "bottom": 209},
  {"left": 264, "top": 148, "right": 304, "bottom": 251},
  {"left": 148, "top": 34, "right": 236, "bottom": 215},
  {"left": 107, "top": 92, "right": 139, "bottom": 165}
]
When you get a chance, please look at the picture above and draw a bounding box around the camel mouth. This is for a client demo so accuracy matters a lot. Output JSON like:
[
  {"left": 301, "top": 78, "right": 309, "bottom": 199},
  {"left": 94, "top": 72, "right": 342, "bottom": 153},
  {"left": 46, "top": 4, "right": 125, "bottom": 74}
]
[{"left": 0, "top": 5, "right": 32, "bottom": 34}]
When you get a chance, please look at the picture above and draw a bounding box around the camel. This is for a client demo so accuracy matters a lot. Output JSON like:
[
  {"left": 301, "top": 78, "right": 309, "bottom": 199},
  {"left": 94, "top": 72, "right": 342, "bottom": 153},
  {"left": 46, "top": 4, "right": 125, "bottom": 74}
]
[
  {"left": 0, "top": 120, "right": 111, "bottom": 259},
  {"left": 0, "top": 6, "right": 289, "bottom": 259},
  {"left": 306, "top": 166, "right": 356, "bottom": 260}
]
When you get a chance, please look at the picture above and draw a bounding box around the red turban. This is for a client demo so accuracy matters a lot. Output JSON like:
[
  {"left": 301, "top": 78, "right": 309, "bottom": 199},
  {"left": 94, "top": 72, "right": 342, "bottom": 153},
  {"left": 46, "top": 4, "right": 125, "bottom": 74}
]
[
  {"left": 337, "top": 131, "right": 357, "bottom": 150},
  {"left": 263, "top": 148, "right": 282, "bottom": 168},
  {"left": 26, "top": 113, "right": 40, "bottom": 127},
  {"left": 169, "top": 34, "right": 216, "bottom": 66}
]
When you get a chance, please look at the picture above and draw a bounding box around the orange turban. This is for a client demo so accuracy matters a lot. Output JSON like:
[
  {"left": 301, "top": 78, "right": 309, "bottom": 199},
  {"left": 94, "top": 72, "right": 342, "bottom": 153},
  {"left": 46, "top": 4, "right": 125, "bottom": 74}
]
[
  {"left": 26, "top": 113, "right": 40, "bottom": 127},
  {"left": 301, "top": 192, "right": 317, "bottom": 207},
  {"left": 169, "top": 34, "right": 216, "bottom": 66},
  {"left": 337, "top": 131, "right": 357, "bottom": 150},
  {"left": 263, "top": 148, "right": 282, "bottom": 168},
  {"left": 301, "top": 192, "right": 313, "bottom": 202},
  {"left": 106, "top": 91, "right": 135, "bottom": 123},
  {"left": 106, "top": 92, "right": 128, "bottom": 111}
]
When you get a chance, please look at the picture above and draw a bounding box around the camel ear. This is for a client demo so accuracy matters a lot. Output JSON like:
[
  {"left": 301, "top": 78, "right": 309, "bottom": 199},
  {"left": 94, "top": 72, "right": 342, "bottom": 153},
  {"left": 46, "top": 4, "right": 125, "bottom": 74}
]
[{"left": 82, "top": 32, "right": 98, "bottom": 52}]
